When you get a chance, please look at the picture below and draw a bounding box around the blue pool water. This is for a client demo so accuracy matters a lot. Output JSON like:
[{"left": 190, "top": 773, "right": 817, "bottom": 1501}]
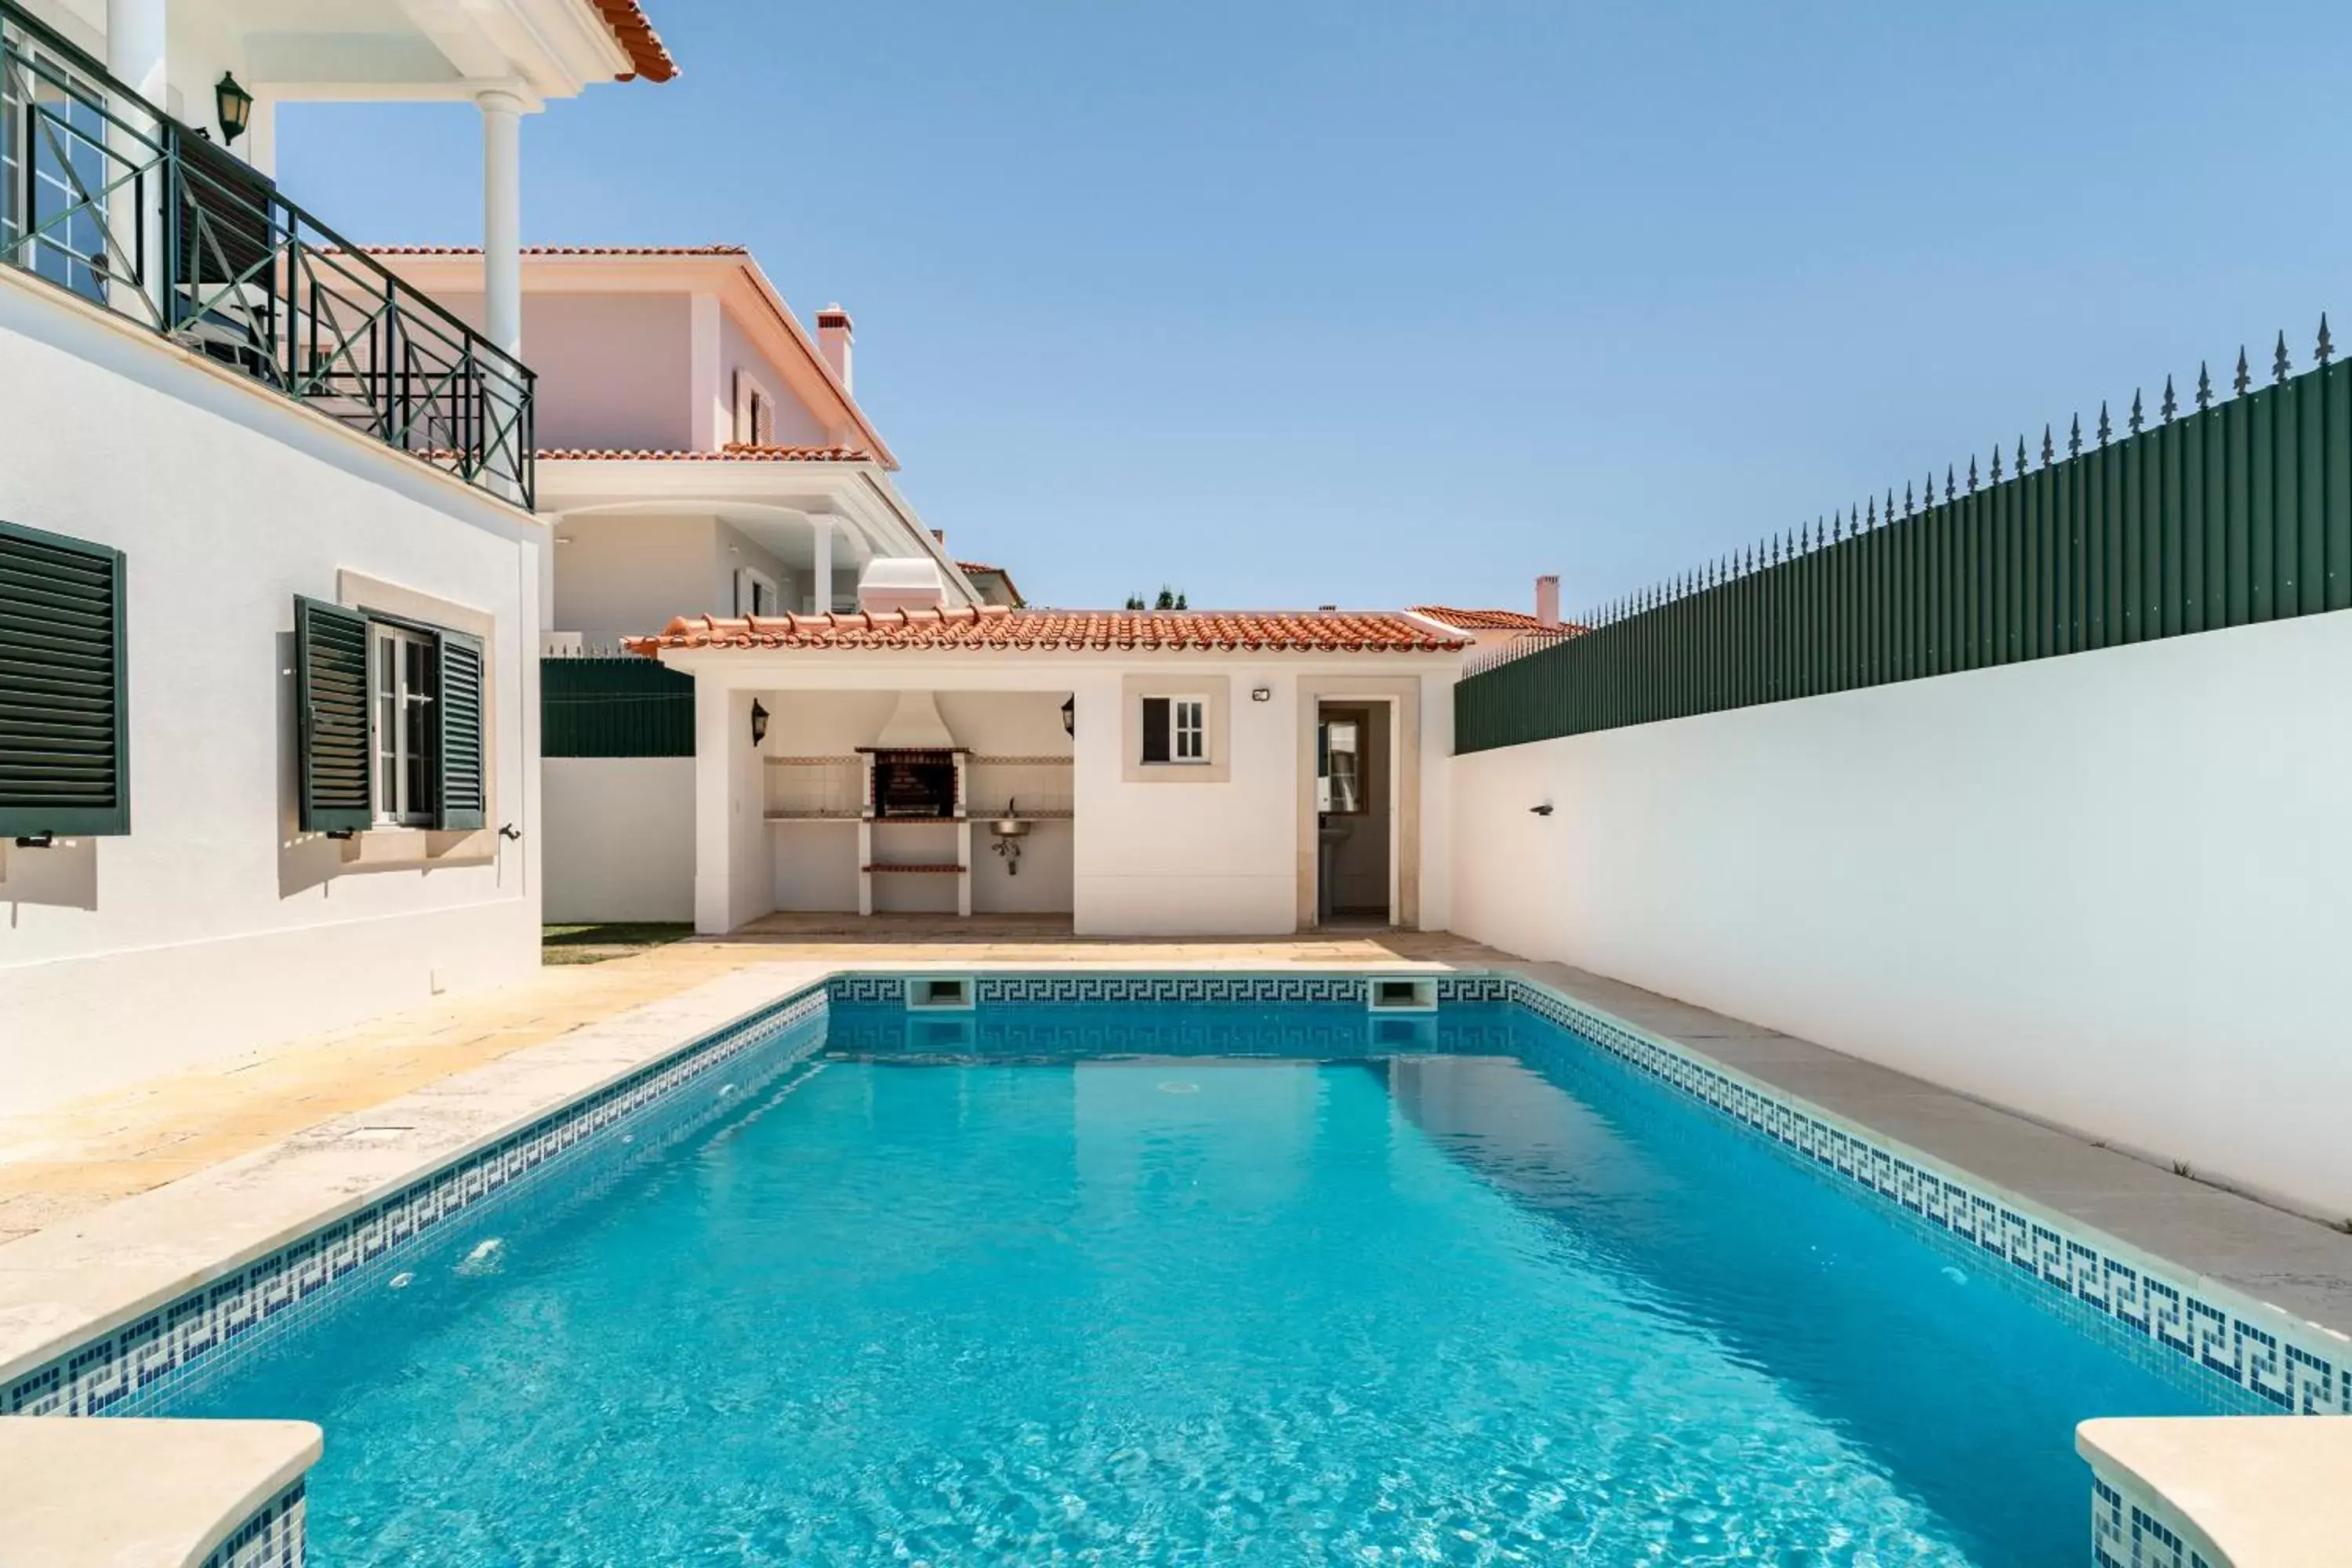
[{"left": 179, "top": 1001, "right": 2242, "bottom": 1564}]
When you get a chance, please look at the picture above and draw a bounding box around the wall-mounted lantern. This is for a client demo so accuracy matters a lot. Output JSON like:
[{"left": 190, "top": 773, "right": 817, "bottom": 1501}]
[
  {"left": 215, "top": 72, "right": 253, "bottom": 146},
  {"left": 1060, "top": 695, "right": 1075, "bottom": 738},
  {"left": 750, "top": 699, "right": 770, "bottom": 747}
]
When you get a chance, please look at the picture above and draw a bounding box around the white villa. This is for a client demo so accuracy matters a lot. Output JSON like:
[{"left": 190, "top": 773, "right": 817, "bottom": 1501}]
[
  {"left": 0, "top": 0, "right": 673, "bottom": 1111},
  {"left": 4, "top": 7, "right": 2348, "bottom": 1565}
]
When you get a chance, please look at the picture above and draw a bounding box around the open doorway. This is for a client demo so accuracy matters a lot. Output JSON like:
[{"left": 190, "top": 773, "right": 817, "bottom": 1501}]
[{"left": 1316, "top": 702, "right": 1393, "bottom": 925}]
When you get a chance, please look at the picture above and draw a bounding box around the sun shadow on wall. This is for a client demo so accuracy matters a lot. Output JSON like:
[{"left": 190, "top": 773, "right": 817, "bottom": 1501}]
[{"left": 0, "top": 835, "right": 99, "bottom": 913}]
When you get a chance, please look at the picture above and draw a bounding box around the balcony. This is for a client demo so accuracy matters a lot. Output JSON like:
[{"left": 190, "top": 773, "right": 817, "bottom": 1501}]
[{"left": 0, "top": 2, "right": 534, "bottom": 506}]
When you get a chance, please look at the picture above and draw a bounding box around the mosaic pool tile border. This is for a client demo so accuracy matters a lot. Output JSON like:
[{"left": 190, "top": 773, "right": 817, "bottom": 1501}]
[
  {"left": 825, "top": 971, "right": 1513, "bottom": 1007},
  {"left": 3, "top": 984, "right": 829, "bottom": 1420},
  {"left": 2091, "top": 1472, "right": 2212, "bottom": 1568},
  {"left": 1506, "top": 975, "right": 2352, "bottom": 1417},
  {"left": 199, "top": 1478, "right": 305, "bottom": 1568}
]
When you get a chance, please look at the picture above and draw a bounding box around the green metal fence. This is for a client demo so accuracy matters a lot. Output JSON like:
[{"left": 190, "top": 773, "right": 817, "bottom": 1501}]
[
  {"left": 1456, "top": 322, "right": 2352, "bottom": 754},
  {"left": 543, "top": 657, "right": 694, "bottom": 758}
]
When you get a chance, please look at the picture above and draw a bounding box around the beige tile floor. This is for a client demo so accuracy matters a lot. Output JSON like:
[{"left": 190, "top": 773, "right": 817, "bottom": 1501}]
[{"left": 0, "top": 919, "right": 1485, "bottom": 1245}]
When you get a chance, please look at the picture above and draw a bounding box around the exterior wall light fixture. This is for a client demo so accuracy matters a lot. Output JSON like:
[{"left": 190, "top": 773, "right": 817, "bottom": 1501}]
[
  {"left": 215, "top": 72, "right": 254, "bottom": 145},
  {"left": 1530, "top": 803, "right": 1555, "bottom": 815},
  {"left": 750, "top": 700, "right": 770, "bottom": 746},
  {"left": 1060, "top": 695, "right": 1075, "bottom": 738}
]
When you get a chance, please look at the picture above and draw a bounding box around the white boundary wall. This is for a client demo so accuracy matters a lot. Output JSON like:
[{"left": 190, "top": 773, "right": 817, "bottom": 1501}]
[
  {"left": 543, "top": 758, "right": 695, "bottom": 922},
  {"left": 1450, "top": 608, "right": 2352, "bottom": 1221}
]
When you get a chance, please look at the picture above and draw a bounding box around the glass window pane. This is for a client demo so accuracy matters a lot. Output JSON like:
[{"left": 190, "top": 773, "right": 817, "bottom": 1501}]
[
  {"left": 404, "top": 640, "right": 432, "bottom": 821},
  {"left": 376, "top": 633, "right": 398, "bottom": 815}
]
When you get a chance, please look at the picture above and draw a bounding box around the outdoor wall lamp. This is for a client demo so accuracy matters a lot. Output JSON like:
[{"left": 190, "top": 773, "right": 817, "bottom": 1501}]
[
  {"left": 1060, "top": 696, "right": 1075, "bottom": 738},
  {"left": 750, "top": 700, "right": 771, "bottom": 747},
  {"left": 215, "top": 72, "right": 253, "bottom": 145},
  {"left": 1530, "top": 803, "right": 1555, "bottom": 816},
  {"left": 13, "top": 831, "right": 55, "bottom": 848}
]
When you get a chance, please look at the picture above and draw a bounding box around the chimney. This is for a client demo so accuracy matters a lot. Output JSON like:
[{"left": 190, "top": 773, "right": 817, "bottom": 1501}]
[
  {"left": 815, "top": 303, "right": 854, "bottom": 394},
  {"left": 858, "top": 557, "right": 947, "bottom": 615},
  {"left": 1535, "top": 575, "right": 1561, "bottom": 630}
]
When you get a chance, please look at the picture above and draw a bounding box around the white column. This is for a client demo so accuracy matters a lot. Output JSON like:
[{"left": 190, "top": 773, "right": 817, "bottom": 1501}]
[
  {"left": 810, "top": 518, "right": 835, "bottom": 614},
  {"left": 105, "top": 0, "right": 166, "bottom": 101},
  {"left": 477, "top": 90, "right": 525, "bottom": 361},
  {"left": 692, "top": 677, "right": 735, "bottom": 934},
  {"left": 105, "top": 0, "right": 167, "bottom": 325}
]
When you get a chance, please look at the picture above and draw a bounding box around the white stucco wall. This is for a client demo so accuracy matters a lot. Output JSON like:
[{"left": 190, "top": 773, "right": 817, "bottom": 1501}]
[
  {"left": 0, "top": 274, "right": 544, "bottom": 1113},
  {"left": 551, "top": 514, "right": 719, "bottom": 648},
  {"left": 550, "top": 512, "right": 798, "bottom": 648},
  {"left": 1449, "top": 608, "right": 2352, "bottom": 1220},
  {"left": 542, "top": 758, "right": 694, "bottom": 922},
  {"left": 1071, "top": 668, "right": 1296, "bottom": 935},
  {"left": 417, "top": 291, "right": 695, "bottom": 453},
  {"left": 718, "top": 312, "right": 832, "bottom": 447}
]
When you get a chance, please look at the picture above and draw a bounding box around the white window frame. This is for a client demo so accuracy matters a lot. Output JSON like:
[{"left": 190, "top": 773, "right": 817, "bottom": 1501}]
[
  {"left": 1141, "top": 693, "right": 1211, "bottom": 766},
  {"left": 1173, "top": 697, "right": 1206, "bottom": 761},
  {"left": 735, "top": 566, "right": 779, "bottom": 617},
  {"left": 369, "top": 622, "right": 436, "bottom": 827},
  {"left": 1319, "top": 714, "right": 1363, "bottom": 814},
  {"left": 731, "top": 368, "right": 777, "bottom": 446}
]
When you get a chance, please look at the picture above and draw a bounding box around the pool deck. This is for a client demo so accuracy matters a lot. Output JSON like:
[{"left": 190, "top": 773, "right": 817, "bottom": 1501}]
[{"left": 5, "top": 916, "right": 2350, "bottom": 1341}]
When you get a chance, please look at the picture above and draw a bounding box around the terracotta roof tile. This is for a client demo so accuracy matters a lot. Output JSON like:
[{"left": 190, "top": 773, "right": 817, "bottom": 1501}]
[
  {"left": 1410, "top": 604, "right": 1541, "bottom": 629},
  {"left": 367, "top": 244, "right": 745, "bottom": 256},
  {"left": 624, "top": 607, "right": 1468, "bottom": 655},
  {"left": 590, "top": 0, "right": 677, "bottom": 82},
  {"left": 954, "top": 561, "right": 1005, "bottom": 574},
  {"left": 539, "top": 444, "right": 874, "bottom": 463},
  {"left": 1412, "top": 604, "right": 1593, "bottom": 634}
]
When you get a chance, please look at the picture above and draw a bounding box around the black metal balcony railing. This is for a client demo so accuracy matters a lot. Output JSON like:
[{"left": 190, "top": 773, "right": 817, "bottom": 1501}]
[{"left": 0, "top": 2, "right": 533, "bottom": 506}]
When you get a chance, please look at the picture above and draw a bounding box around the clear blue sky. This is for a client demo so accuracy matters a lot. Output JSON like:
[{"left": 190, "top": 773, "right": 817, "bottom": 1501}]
[{"left": 282, "top": 0, "right": 2352, "bottom": 615}]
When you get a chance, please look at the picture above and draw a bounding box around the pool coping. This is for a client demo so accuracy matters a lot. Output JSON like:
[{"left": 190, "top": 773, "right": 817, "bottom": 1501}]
[
  {"left": 2077, "top": 1415, "right": 2352, "bottom": 1568},
  {"left": 4, "top": 955, "right": 2350, "bottom": 1559},
  {"left": 0, "top": 1415, "right": 318, "bottom": 1568}
]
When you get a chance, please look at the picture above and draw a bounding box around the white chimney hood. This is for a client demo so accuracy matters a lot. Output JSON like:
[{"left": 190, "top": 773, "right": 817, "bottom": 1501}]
[{"left": 872, "top": 691, "right": 956, "bottom": 750}]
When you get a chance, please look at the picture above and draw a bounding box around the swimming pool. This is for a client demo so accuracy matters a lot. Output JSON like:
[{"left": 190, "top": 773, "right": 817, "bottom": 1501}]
[{"left": 155, "top": 985, "right": 2261, "bottom": 1566}]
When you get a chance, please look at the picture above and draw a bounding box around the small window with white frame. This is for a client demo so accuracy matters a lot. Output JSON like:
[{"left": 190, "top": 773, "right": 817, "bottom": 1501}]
[
  {"left": 732, "top": 369, "right": 776, "bottom": 446},
  {"left": 1140, "top": 695, "right": 1209, "bottom": 764},
  {"left": 735, "top": 566, "right": 779, "bottom": 617},
  {"left": 371, "top": 622, "right": 437, "bottom": 826}
]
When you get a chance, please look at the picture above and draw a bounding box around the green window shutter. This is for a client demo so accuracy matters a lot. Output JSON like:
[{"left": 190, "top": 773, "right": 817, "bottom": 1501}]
[
  {"left": 295, "top": 596, "right": 372, "bottom": 833},
  {"left": 0, "top": 520, "right": 128, "bottom": 837},
  {"left": 434, "top": 628, "right": 486, "bottom": 831}
]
